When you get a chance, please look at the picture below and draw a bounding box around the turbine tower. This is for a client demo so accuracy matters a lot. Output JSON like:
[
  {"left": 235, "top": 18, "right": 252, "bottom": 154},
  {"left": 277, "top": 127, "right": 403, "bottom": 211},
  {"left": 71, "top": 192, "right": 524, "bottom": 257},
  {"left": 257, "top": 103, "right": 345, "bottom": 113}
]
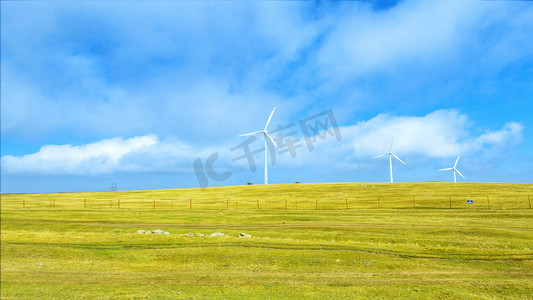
[
  {"left": 372, "top": 138, "right": 405, "bottom": 183},
  {"left": 439, "top": 155, "right": 465, "bottom": 183},
  {"left": 238, "top": 107, "right": 279, "bottom": 184}
]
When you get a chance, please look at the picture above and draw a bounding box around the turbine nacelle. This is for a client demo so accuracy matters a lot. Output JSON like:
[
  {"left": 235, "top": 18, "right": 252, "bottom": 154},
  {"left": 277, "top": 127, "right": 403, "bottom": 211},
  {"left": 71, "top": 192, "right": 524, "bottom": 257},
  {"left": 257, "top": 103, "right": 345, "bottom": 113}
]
[
  {"left": 439, "top": 155, "right": 465, "bottom": 183},
  {"left": 372, "top": 137, "right": 405, "bottom": 183},
  {"left": 238, "top": 107, "right": 280, "bottom": 150}
]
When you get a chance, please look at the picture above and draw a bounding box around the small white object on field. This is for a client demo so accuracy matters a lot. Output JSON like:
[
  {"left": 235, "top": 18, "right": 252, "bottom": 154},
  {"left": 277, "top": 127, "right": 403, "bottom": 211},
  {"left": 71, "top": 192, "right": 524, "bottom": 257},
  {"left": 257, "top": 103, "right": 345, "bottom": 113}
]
[
  {"left": 210, "top": 232, "right": 225, "bottom": 237},
  {"left": 136, "top": 229, "right": 170, "bottom": 234}
]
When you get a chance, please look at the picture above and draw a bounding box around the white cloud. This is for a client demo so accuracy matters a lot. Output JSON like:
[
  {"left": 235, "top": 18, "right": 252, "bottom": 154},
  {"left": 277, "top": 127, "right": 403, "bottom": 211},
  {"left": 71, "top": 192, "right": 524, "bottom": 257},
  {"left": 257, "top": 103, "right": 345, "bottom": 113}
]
[
  {"left": 0, "top": 2, "right": 316, "bottom": 140},
  {"left": 0, "top": 109, "right": 524, "bottom": 177},
  {"left": 317, "top": 1, "right": 479, "bottom": 76},
  {"left": 313, "top": 0, "right": 533, "bottom": 93},
  {"left": 475, "top": 122, "right": 523, "bottom": 146},
  {"left": 1, "top": 134, "right": 234, "bottom": 175},
  {"left": 237, "top": 109, "right": 524, "bottom": 174},
  {"left": 340, "top": 109, "right": 523, "bottom": 158},
  {"left": 2, "top": 135, "right": 160, "bottom": 175}
]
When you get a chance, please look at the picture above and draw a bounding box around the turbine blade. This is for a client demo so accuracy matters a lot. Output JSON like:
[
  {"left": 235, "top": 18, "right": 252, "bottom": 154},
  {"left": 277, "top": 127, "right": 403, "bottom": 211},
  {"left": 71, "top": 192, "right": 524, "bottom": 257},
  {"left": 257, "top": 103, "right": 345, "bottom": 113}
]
[
  {"left": 455, "top": 168, "right": 465, "bottom": 179},
  {"left": 264, "top": 107, "right": 276, "bottom": 131},
  {"left": 454, "top": 155, "right": 460, "bottom": 168},
  {"left": 391, "top": 153, "right": 406, "bottom": 165},
  {"left": 238, "top": 130, "right": 263, "bottom": 137},
  {"left": 439, "top": 168, "right": 453, "bottom": 171},
  {"left": 372, "top": 153, "right": 388, "bottom": 159},
  {"left": 264, "top": 132, "right": 280, "bottom": 150},
  {"left": 389, "top": 137, "right": 394, "bottom": 152}
]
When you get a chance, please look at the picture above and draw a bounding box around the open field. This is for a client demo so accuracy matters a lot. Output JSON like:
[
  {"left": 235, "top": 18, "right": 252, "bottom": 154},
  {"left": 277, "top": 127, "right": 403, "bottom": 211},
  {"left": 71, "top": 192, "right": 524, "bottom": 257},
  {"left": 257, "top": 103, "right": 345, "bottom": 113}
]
[{"left": 1, "top": 182, "right": 533, "bottom": 299}]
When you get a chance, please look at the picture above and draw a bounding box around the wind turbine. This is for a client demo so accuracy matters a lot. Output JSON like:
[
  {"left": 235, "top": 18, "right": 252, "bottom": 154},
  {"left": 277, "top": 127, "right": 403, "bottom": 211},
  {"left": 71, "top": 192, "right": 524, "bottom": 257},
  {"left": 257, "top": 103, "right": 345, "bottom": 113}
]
[
  {"left": 439, "top": 155, "right": 465, "bottom": 183},
  {"left": 238, "top": 107, "right": 280, "bottom": 184},
  {"left": 372, "top": 138, "right": 405, "bottom": 183}
]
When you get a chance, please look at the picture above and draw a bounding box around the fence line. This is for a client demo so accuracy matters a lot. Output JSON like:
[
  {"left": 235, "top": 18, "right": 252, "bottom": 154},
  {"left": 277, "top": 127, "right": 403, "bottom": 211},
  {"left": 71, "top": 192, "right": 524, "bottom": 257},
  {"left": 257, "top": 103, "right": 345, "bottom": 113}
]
[{"left": 8, "top": 194, "right": 533, "bottom": 210}]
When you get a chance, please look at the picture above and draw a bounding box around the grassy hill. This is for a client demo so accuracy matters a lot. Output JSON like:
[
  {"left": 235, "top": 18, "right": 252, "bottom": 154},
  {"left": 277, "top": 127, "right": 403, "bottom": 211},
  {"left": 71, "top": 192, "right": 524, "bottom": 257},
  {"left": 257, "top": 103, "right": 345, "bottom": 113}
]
[
  {"left": 1, "top": 182, "right": 532, "bottom": 299},
  {"left": 2, "top": 182, "right": 532, "bottom": 210}
]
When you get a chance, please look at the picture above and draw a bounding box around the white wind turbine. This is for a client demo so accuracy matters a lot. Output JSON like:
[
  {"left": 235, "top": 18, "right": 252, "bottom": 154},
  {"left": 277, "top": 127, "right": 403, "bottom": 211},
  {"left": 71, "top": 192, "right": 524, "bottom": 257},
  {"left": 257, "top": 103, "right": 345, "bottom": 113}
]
[
  {"left": 372, "top": 138, "right": 405, "bottom": 183},
  {"left": 439, "top": 155, "right": 465, "bottom": 183},
  {"left": 238, "top": 107, "right": 280, "bottom": 184}
]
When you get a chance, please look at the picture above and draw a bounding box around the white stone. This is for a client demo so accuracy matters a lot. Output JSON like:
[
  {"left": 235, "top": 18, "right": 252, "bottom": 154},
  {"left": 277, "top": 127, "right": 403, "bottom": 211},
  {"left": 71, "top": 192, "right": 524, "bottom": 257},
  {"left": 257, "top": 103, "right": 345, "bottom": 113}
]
[{"left": 136, "top": 230, "right": 146, "bottom": 234}]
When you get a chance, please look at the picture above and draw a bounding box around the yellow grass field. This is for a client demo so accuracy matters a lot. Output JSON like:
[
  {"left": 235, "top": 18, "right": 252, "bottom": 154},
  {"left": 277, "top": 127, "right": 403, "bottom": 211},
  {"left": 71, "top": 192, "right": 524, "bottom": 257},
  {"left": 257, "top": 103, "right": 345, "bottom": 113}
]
[{"left": 1, "top": 182, "right": 532, "bottom": 299}]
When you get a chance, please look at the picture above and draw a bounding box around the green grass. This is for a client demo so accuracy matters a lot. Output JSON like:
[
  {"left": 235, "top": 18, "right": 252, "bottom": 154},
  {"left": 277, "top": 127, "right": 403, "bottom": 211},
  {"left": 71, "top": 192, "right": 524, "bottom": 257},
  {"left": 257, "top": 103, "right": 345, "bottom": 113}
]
[{"left": 1, "top": 182, "right": 532, "bottom": 299}]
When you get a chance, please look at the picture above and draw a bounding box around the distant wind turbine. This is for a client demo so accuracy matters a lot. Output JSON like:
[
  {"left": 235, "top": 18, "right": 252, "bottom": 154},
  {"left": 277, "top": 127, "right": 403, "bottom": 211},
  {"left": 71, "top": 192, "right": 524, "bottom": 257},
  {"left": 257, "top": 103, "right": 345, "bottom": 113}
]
[
  {"left": 439, "top": 155, "right": 465, "bottom": 183},
  {"left": 372, "top": 137, "right": 405, "bottom": 183},
  {"left": 238, "top": 107, "right": 280, "bottom": 184}
]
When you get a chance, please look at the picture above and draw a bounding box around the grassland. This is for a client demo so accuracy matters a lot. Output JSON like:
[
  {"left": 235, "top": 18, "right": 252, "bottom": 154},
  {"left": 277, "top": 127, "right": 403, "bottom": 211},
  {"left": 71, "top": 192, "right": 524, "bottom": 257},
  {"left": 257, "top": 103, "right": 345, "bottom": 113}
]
[{"left": 1, "top": 182, "right": 532, "bottom": 299}]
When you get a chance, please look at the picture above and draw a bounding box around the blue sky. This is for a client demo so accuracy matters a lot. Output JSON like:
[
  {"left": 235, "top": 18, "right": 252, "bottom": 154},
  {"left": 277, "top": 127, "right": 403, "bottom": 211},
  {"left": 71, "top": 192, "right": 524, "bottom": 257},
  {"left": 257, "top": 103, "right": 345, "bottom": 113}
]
[{"left": 1, "top": 0, "right": 532, "bottom": 193}]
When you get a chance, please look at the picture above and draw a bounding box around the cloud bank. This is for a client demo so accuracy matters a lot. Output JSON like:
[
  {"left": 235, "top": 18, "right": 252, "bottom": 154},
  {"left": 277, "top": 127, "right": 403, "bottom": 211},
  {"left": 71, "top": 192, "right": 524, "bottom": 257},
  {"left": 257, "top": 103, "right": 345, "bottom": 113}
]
[
  {"left": 2, "top": 110, "right": 522, "bottom": 176},
  {"left": 344, "top": 109, "right": 523, "bottom": 158},
  {"left": 1, "top": 135, "right": 204, "bottom": 175}
]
